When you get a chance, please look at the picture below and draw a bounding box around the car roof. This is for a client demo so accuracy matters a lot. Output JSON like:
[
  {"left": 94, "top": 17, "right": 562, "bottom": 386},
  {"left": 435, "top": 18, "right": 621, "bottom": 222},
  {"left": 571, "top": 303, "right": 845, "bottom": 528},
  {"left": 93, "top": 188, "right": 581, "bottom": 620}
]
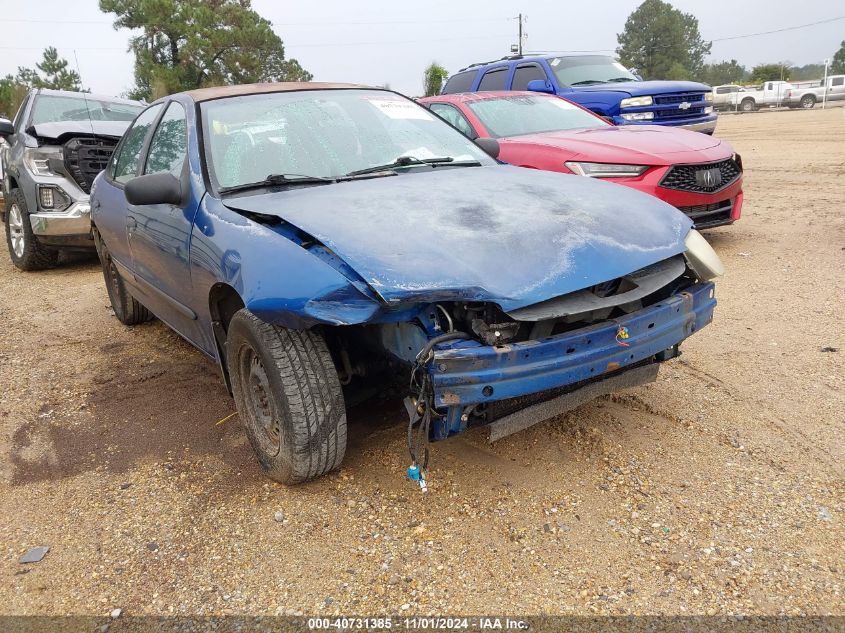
[
  {"left": 421, "top": 91, "right": 552, "bottom": 102},
  {"left": 456, "top": 53, "right": 608, "bottom": 73},
  {"left": 33, "top": 88, "right": 143, "bottom": 106},
  {"left": 182, "top": 82, "right": 369, "bottom": 103}
]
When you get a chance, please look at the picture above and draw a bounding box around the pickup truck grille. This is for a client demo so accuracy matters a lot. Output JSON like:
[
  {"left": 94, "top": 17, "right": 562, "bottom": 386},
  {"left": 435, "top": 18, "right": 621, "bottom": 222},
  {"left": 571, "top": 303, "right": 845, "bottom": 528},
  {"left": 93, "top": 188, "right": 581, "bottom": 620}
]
[
  {"left": 659, "top": 159, "right": 741, "bottom": 194},
  {"left": 649, "top": 92, "right": 709, "bottom": 124},
  {"left": 654, "top": 93, "right": 706, "bottom": 106},
  {"left": 63, "top": 136, "right": 118, "bottom": 194}
]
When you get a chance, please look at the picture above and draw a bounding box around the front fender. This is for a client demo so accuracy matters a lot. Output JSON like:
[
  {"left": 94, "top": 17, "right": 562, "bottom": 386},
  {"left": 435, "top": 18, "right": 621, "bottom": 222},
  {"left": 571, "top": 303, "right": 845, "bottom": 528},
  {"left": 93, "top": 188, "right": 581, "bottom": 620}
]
[{"left": 190, "top": 196, "right": 382, "bottom": 330}]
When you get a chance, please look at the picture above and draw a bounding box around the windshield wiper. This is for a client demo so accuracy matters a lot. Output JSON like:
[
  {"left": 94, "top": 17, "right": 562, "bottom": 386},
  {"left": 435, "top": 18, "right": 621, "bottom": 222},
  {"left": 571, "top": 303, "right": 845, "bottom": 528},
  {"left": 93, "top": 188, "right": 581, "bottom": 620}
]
[
  {"left": 606, "top": 77, "right": 636, "bottom": 82},
  {"left": 345, "top": 155, "right": 460, "bottom": 177},
  {"left": 219, "top": 173, "right": 336, "bottom": 194},
  {"left": 570, "top": 80, "right": 606, "bottom": 86}
]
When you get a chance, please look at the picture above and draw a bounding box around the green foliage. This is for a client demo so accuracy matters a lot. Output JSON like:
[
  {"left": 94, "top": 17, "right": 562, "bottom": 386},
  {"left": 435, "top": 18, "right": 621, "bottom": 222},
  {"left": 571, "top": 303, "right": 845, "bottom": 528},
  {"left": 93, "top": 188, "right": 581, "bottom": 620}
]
[
  {"left": 749, "top": 63, "right": 789, "bottom": 83},
  {"left": 697, "top": 59, "right": 747, "bottom": 86},
  {"left": 0, "top": 47, "right": 84, "bottom": 118},
  {"left": 100, "top": 0, "right": 313, "bottom": 101},
  {"left": 422, "top": 62, "right": 449, "bottom": 97},
  {"left": 616, "top": 0, "right": 711, "bottom": 80},
  {"left": 789, "top": 63, "right": 825, "bottom": 81},
  {"left": 832, "top": 41, "right": 845, "bottom": 75}
]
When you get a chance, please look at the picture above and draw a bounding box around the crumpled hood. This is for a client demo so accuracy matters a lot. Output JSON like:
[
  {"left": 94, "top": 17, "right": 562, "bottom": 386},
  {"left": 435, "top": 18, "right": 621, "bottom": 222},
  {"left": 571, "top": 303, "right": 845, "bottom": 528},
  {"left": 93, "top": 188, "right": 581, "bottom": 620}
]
[
  {"left": 224, "top": 165, "right": 692, "bottom": 311},
  {"left": 506, "top": 125, "right": 727, "bottom": 165},
  {"left": 574, "top": 80, "right": 711, "bottom": 97},
  {"left": 30, "top": 120, "right": 130, "bottom": 141}
]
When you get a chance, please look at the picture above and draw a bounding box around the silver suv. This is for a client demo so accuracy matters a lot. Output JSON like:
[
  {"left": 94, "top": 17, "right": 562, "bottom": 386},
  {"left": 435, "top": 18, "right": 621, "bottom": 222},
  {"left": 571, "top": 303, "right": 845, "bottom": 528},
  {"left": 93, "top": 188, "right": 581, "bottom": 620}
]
[{"left": 0, "top": 89, "right": 143, "bottom": 270}]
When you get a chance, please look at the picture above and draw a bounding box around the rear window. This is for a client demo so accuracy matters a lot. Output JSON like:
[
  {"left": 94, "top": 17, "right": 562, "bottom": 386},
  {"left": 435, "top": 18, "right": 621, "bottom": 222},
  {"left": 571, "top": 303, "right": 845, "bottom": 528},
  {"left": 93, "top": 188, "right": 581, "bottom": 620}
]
[
  {"left": 832, "top": 77, "right": 844, "bottom": 87},
  {"left": 478, "top": 68, "right": 508, "bottom": 91},
  {"left": 442, "top": 71, "right": 477, "bottom": 94}
]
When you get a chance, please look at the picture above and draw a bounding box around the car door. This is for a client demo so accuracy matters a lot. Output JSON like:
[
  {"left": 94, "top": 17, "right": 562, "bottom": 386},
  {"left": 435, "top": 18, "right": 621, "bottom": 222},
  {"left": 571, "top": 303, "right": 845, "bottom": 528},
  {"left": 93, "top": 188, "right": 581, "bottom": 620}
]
[
  {"left": 94, "top": 103, "right": 164, "bottom": 271},
  {"left": 126, "top": 99, "right": 204, "bottom": 343}
]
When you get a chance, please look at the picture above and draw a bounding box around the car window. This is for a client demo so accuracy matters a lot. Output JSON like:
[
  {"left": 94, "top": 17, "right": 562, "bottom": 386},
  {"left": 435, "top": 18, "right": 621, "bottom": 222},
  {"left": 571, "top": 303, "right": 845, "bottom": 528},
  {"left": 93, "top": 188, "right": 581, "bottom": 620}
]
[
  {"left": 442, "top": 71, "right": 476, "bottom": 94},
  {"left": 428, "top": 103, "right": 475, "bottom": 137},
  {"left": 13, "top": 94, "right": 30, "bottom": 132},
  {"left": 832, "top": 77, "right": 844, "bottom": 87},
  {"left": 144, "top": 101, "right": 187, "bottom": 177},
  {"left": 111, "top": 104, "right": 163, "bottom": 184},
  {"left": 466, "top": 94, "right": 608, "bottom": 137},
  {"left": 202, "top": 89, "right": 494, "bottom": 190},
  {"left": 512, "top": 65, "right": 548, "bottom": 90},
  {"left": 716, "top": 87, "right": 728, "bottom": 94},
  {"left": 478, "top": 68, "right": 508, "bottom": 91}
]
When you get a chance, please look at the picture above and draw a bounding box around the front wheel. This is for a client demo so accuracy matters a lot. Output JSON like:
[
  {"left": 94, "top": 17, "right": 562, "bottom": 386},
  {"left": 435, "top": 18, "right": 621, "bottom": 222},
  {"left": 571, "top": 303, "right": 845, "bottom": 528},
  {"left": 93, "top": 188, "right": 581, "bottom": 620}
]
[
  {"left": 4, "top": 189, "right": 59, "bottom": 271},
  {"left": 800, "top": 95, "right": 816, "bottom": 109},
  {"left": 227, "top": 310, "right": 347, "bottom": 484}
]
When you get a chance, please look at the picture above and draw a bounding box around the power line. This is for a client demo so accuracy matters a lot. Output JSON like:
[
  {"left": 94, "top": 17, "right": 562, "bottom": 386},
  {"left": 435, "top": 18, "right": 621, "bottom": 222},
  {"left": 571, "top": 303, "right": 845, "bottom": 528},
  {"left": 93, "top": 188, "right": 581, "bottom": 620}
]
[
  {"left": 711, "top": 14, "right": 845, "bottom": 42},
  {"left": 0, "top": 16, "right": 512, "bottom": 26}
]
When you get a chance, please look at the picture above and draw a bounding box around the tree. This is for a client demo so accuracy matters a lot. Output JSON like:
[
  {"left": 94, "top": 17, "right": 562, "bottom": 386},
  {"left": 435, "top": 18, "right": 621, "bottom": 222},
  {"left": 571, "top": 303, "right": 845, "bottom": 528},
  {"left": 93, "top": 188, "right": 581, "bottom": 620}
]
[
  {"left": 0, "top": 76, "right": 28, "bottom": 119},
  {"left": 697, "top": 59, "right": 747, "bottom": 86},
  {"left": 832, "top": 41, "right": 845, "bottom": 75},
  {"left": 616, "top": 0, "right": 711, "bottom": 80},
  {"left": 34, "top": 47, "right": 83, "bottom": 90},
  {"left": 748, "top": 63, "right": 790, "bottom": 83},
  {"left": 99, "top": 0, "right": 313, "bottom": 101},
  {"left": 422, "top": 62, "right": 449, "bottom": 97},
  {"left": 789, "top": 63, "right": 825, "bottom": 81}
]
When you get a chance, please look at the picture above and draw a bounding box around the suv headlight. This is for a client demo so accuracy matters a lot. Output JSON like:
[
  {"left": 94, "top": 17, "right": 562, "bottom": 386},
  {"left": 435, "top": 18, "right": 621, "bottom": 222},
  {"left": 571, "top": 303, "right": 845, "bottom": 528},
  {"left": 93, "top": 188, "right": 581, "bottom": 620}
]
[
  {"left": 684, "top": 229, "right": 724, "bottom": 280},
  {"left": 565, "top": 162, "right": 649, "bottom": 178},
  {"left": 704, "top": 92, "right": 714, "bottom": 103},
  {"left": 24, "top": 147, "right": 64, "bottom": 177},
  {"left": 620, "top": 96, "right": 653, "bottom": 108}
]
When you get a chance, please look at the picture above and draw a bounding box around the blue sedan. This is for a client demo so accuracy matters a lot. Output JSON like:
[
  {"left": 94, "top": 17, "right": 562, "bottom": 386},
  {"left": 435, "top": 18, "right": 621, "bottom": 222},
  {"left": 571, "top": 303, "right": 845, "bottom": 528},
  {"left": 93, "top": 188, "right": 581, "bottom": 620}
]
[{"left": 91, "top": 82, "right": 723, "bottom": 485}]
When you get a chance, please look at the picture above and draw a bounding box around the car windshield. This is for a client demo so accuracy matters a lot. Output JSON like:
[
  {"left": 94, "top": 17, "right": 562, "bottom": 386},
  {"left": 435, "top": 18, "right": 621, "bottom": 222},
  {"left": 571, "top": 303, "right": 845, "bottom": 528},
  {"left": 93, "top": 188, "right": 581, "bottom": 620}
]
[
  {"left": 467, "top": 94, "right": 609, "bottom": 137},
  {"left": 547, "top": 55, "right": 638, "bottom": 87},
  {"left": 201, "top": 89, "right": 493, "bottom": 189},
  {"left": 30, "top": 95, "right": 143, "bottom": 125}
]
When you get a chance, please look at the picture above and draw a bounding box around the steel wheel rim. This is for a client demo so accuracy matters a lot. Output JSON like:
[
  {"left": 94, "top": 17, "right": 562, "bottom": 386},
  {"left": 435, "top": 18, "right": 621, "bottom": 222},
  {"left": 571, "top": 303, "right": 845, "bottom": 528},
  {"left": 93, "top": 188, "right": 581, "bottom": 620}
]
[
  {"left": 8, "top": 203, "right": 25, "bottom": 258},
  {"left": 242, "top": 348, "right": 281, "bottom": 457}
]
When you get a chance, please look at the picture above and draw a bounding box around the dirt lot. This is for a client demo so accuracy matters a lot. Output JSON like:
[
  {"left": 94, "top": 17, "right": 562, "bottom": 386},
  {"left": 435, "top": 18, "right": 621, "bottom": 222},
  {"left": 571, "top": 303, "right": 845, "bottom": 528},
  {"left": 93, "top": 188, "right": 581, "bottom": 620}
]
[{"left": 1, "top": 108, "right": 843, "bottom": 619}]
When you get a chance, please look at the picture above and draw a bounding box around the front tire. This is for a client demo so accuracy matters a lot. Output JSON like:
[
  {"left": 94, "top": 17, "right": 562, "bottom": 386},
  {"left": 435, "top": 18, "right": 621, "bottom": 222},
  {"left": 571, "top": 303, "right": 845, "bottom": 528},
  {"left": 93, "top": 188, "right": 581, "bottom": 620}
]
[
  {"left": 4, "top": 189, "right": 59, "bottom": 271},
  {"left": 227, "top": 310, "right": 346, "bottom": 484}
]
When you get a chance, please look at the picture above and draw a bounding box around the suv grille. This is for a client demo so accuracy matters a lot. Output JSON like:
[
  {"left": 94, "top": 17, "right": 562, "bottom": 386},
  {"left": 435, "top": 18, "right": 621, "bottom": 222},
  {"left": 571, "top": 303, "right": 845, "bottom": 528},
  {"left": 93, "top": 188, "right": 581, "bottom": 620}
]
[
  {"left": 659, "top": 159, "right": 741, "bottom": 194},
  {"left": 654, "top": 93, "right": 706, "bottom": 106},
  {"left": 63, "top": 136, "right": 118, "bottom": 194}
]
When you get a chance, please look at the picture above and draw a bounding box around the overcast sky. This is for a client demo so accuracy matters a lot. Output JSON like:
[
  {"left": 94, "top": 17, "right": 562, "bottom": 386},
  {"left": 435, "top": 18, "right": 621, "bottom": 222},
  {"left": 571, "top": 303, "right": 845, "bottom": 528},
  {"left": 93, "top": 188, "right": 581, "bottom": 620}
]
[{"left": 0, "top": 0, "right": 841, "bottom": 98}]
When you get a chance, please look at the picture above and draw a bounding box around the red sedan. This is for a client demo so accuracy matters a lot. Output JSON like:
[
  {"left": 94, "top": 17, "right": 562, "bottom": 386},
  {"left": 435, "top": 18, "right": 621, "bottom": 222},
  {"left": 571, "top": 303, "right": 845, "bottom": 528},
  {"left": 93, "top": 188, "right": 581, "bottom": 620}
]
[{"left": 419, "top": 91, "right": 743, "bottom": 229}]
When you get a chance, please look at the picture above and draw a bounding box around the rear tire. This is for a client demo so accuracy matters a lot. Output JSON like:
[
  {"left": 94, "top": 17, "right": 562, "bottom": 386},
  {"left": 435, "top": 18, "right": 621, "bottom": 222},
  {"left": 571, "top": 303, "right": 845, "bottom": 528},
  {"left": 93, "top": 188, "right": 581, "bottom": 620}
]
[
  {"left": 97, "top": 241, "right": 154, "bottom": 325},
  {"left": 227, "top": 310, "right": 346, "bottom": 484},
  {"left": 4, "top": 189, "right": 59, "bottom": 271},
  {"left": 800, "top": 95, "right": 816, "bottom": 109},
  {"left": 740, "top": 98, "right": 756, "bottom": 112}
]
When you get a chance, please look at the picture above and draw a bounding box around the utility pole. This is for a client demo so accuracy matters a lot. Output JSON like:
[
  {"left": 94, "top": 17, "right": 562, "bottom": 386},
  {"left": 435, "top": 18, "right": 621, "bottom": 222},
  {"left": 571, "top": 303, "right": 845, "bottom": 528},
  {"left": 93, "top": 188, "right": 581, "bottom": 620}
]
[
  {"left": 518, "top": 13, "right": 523, "bottom": 55},
  {"left": 511, "top": 14, "right": 526, "bottom": 55}
]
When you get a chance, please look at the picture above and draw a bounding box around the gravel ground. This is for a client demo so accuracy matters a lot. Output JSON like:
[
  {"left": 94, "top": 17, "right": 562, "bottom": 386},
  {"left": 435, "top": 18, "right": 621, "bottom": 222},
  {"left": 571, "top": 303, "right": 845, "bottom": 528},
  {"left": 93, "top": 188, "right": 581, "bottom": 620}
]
[{"left": 1, "top": 108, "right": 843, "bottom": 618}]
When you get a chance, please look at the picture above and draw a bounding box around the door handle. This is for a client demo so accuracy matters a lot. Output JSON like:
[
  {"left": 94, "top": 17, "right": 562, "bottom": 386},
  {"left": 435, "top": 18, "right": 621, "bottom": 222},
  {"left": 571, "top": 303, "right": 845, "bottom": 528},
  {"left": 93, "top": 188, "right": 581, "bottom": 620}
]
[{"left": 127, "top": 216, "right": 137, "bottom": 230}]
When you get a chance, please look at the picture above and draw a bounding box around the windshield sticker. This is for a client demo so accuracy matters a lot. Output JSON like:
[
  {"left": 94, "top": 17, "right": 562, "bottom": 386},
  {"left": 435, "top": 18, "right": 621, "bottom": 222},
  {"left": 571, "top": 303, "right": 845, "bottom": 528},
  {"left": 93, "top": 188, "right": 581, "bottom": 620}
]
[
  {"left": 366, "top": 98, "right": 433, "bottom": 120},
  {"left": 550, "top": 58, "right": 561, "bottom": 67}
]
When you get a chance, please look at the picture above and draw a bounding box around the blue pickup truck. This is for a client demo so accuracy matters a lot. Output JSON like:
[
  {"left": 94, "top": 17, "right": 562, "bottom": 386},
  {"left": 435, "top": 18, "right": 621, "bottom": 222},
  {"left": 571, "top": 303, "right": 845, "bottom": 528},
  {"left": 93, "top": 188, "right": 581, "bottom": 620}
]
[{"left": 442, "top": 54, "right": 717, "bottom": 135}]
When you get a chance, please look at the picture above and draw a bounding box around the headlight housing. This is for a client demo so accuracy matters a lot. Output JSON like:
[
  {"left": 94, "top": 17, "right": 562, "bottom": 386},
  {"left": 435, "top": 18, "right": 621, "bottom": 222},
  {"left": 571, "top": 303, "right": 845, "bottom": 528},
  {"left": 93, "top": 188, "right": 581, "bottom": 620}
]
[
  {"left": 704, "top": 106, "right": 714, "bottom": 114},
  {"left": 24, "top": 146, "right": 64, "bottom": 177},
  {"left": 704, "top": 92, "right": 714, "bottom": 103},
  {"left": 684, "top": 229, "right": 724, "bottom": 281},
  {"left": 620, "top": 111, "right": 654, "bottom": 121},
  {"left": 620, "top": 96, "right": 653, "bottom": 108},
  {"left": 565, "top": 162, "right": 649, "bottom": 178}
]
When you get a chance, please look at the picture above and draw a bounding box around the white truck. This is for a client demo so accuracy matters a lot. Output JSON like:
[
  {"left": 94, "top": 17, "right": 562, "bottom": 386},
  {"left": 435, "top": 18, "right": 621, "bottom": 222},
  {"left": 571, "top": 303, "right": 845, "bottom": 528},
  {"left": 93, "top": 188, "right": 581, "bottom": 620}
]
[
  {"left": 711, "top": 84, "right": 743, "bottom": 111},
  {"left": 730, "top": 81, "right": 793, "bottom": 111},
  {"left": 785, "top": 75, "right": 845, "bottom": 109}
]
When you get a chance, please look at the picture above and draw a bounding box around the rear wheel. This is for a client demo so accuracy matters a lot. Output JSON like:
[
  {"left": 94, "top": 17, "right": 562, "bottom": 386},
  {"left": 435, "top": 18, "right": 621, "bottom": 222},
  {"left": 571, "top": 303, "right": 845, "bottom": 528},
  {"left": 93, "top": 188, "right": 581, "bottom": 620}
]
[
  {"left": 740, "top": 98, "right": 756, "bottom": 112},
  {"left": 800, "top": 94, "right": 816, "bottom": 109},
  {"left": 4, "top": 189, "right": 58, "bottom": 271},
  {"left": 227, "top": 309, "right": 346, "bottom": 484},
  {"left": 97, "top": 242, "right": 154, "bottom": 325}
]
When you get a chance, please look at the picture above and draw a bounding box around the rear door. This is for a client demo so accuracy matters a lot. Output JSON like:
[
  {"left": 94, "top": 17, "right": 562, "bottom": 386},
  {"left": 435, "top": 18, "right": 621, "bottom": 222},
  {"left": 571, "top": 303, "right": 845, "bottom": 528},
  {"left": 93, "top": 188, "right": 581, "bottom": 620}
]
[
  {"left": 127, "top": 99, "right": 204, "bottom": 342},
  {"left": 829, "top": 76, "right": 845, "bottom": 101},
  {"left": 94, "top": 103, "right": 164, "bottom": 270}
]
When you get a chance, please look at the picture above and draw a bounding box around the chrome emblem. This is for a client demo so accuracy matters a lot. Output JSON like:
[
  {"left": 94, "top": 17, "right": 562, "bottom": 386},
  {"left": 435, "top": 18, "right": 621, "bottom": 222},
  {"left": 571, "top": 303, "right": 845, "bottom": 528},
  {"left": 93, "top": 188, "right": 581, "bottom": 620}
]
[
  {"left": 695, "top": 167, "right": 722, "bottom": 188},
  {"left": 678, "top": 101, "right": 691, "bottom": 110}
]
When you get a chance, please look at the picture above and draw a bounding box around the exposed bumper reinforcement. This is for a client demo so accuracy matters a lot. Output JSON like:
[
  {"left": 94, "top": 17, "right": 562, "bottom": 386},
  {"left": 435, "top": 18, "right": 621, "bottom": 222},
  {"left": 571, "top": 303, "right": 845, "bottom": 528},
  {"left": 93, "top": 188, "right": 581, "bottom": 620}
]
[{"left": 486, "top": 363, "right": 659, "bottom": 442}]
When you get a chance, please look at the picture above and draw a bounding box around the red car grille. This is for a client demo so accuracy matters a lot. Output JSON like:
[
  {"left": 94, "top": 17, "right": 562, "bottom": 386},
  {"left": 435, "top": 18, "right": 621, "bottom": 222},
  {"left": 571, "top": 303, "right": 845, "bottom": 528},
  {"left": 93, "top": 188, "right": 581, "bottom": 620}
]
[
  {"left": 677, "top": 198, "right": 734, "bottom": 229},
  {"left": 660, "top": 159, "right": 741, "bottom": 194}
]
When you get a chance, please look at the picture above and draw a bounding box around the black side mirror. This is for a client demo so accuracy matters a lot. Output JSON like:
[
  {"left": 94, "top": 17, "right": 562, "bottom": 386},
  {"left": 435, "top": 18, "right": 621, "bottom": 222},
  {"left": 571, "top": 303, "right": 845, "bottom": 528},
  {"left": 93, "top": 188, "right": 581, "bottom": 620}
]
[
  {"left": 0, "top": 118, "right": 13, "bottom": 139},
  {"left": 474, "top": 137, "right": 500, "bottom": 159},
  {"left": 125, "top": 172, "right": 183, "bottom": 206}
]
